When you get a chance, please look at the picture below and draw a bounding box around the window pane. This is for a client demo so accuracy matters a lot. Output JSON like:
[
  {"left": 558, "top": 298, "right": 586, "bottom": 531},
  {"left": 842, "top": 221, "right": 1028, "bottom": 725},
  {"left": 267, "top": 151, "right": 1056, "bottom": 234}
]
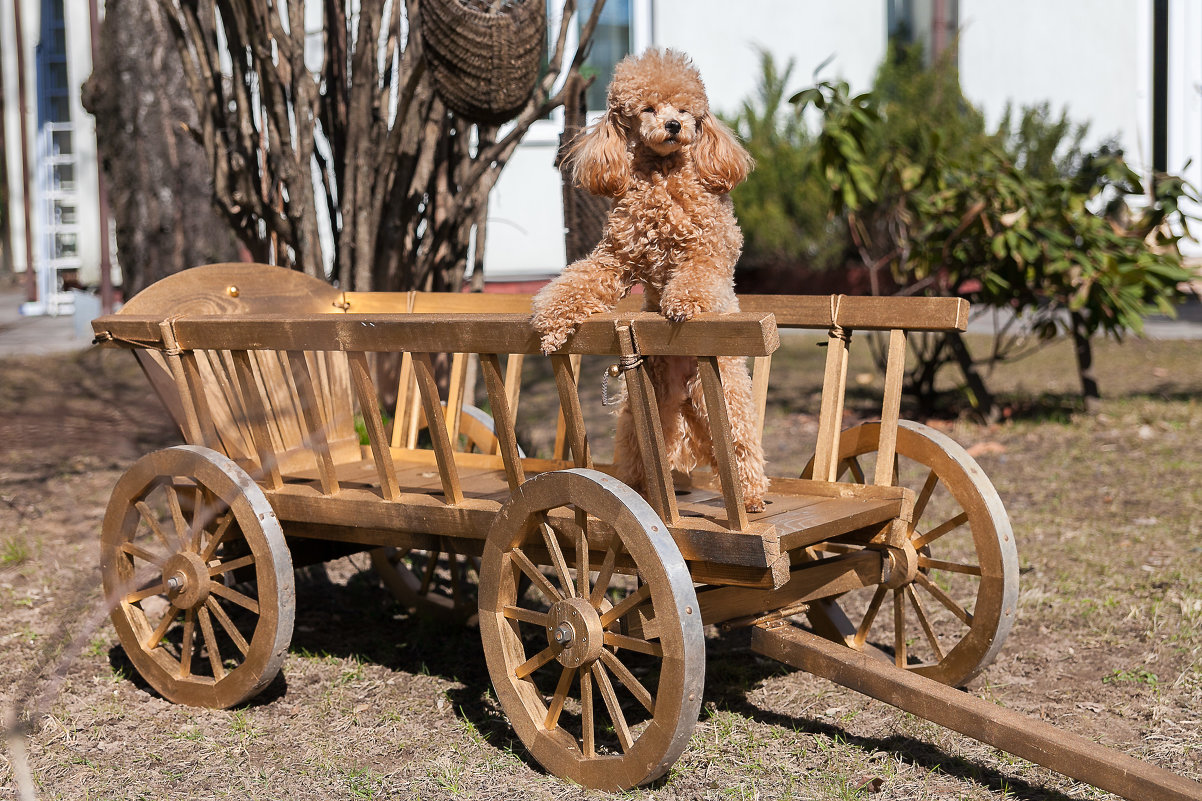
[{"left": 579, "top": 0, "right": 631, "bottom": 110}]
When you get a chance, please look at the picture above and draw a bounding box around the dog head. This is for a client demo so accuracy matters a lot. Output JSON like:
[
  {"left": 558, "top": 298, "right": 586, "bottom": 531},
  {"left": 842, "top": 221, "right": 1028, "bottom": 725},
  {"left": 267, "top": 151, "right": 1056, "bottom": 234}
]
[{"left": 571, "top": 49, "right": 753, "bottom": 197}]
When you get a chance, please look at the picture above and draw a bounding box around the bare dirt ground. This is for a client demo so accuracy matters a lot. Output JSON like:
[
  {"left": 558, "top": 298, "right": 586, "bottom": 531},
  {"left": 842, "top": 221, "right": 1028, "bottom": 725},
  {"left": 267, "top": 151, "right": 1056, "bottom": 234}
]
[{"left": 2, "top": 335, "right": 1200, "bottom": 801}]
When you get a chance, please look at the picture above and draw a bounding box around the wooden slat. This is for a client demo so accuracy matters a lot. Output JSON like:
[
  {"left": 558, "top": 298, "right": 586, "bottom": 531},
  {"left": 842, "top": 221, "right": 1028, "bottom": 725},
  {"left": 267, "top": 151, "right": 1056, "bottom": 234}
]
[
  {"left": 751, "top": 354, "right": 771, "bottom": 443},
  {"left": 874, "top": 329, "right": 907, "bottom": 486},
  {"left": 286, "top": 350, "right": 340, "bottom": 495},
  {"left": 446, "top": 352, "right": 468, "bottom": 445},
  {"left": 346, "top": 351, "right": 401, "bottom": 501},
  {"left": 615, "top": 325, "right": 678, "bottom": 524},
  {"left": 811, "top": 331, "right": 850, "bottom": 483},
  {"left": 504, "top": 353, "right": 524, "bottom": 419},
  {"left": 132, "top": 350, "right": 188, "bottom": 439},
  {"left": 178, "top": 350, "right": 220, "bottom": 451},
  {"left": 551, "top": 354, "right": 590, "bottom": 467},
  {"left": 152, "top": 311, "right": 780, "bottom": 357},
  {"left": 411, "top": 353, "right": 464, "bottom": 505},
  {"left": 739, "top": 294, "right": 969, "bottom": 331},
  {"left": 697, "top": 356, "right": 747, "bottom": 531},
  {"left": 775, "top": 498, "right": 904, "bottom": 551},
  {"left": 230, "top": 350, "right": 283, "bottom": 488},
  {"left": 197, "top": 350, "right": 256, "bottom": 461},
  {"left": 480, "top": 354, "right": 525, "bottom": 492}
]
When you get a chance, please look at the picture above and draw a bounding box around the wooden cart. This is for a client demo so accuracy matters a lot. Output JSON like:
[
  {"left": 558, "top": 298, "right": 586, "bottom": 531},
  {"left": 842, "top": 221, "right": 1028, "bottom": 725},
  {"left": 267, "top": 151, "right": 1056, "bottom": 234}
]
[{"left": 92, "top": 264, "right": 1200, "bottom": 799}]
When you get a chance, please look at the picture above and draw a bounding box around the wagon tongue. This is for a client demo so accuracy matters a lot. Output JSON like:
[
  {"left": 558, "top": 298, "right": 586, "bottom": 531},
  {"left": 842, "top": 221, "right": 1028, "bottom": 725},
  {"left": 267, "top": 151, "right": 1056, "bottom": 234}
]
[{"left": 752, "top": 623, "right": 1202, "bottom": 801}]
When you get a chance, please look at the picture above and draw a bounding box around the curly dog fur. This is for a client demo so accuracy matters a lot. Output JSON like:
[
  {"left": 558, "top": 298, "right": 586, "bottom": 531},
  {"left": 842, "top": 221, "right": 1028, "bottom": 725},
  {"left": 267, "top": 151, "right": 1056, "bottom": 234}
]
[{"left": 531, "top": 48, "right": 768, "bottom": 512}]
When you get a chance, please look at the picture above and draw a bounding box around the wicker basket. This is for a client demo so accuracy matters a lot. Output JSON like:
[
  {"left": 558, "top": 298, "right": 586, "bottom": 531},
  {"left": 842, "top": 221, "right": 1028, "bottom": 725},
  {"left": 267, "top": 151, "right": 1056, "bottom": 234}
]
[{"left": 420, "top": 0, "right": 547, "bottom": 124}]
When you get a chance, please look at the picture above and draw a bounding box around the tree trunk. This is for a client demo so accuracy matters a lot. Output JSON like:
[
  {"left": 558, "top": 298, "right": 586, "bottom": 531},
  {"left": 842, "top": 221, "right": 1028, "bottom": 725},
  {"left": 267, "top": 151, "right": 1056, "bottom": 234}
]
[
  {"left": 82, "top": 0, "right": 239, "bottom": 296},
  {"left": 1070, "top": 311, "right": 1101, "bottom": 414},
  {"left": 946, "top": 331, "right": 999, "bottom": 423}
]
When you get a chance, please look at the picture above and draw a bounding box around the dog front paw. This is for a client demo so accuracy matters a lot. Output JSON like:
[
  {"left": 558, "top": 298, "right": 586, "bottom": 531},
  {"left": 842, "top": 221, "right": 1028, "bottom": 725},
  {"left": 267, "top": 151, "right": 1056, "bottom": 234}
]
[
  {"left": 744, "top": 496, "right": 766, "bottom": 514},
  {"left": 659, "top": 292, "right": 705, "bottom": 322}
]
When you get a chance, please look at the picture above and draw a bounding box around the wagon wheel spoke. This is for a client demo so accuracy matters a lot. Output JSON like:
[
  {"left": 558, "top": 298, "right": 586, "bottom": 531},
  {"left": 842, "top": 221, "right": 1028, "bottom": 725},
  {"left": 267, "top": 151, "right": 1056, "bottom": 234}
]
[
  {"left": 918, "top": 555, "right": 982, "bottom": 576},
  {"left": 209, "top": 553, "right": 255, "bottom": 577},
  {"left": 853, "top": 585, "right": 888, "bottom": 650},
  {"left": 588, "top": 530, "right": 622, "bottom": 607},
  {"left": 598, "top": 648, "right": 654, "bottom": 714},
  {"left": 145, "top": 607, "right": 179, "bottom": 650},
  {"left": 209, "top": 582, "right": 260, "bottom": 614},
  {"left": 912, "top": 511, "right": 970, "bottom": 549},
  {"left": 206, "top": 596, "right": 251, "bottom": 657},
  {"left": 418, "top": 549, "right": 441, "bottom": 596},
  {"left": 197, "top": 605, "right": 225, "bottom": 681},
  {"left": 911, "top": 468, "right": 939, "bottom": 528},
  {"left": 575, "top": 509, "right": 590, "bottom": 599},
  {"left": 165, "top": 484, "right": 191, "bottom": 551},
  {"left": 913, "top": 571, "right": 973, "bottom": 625},
  {"left": 125, "top": 580, "right": 168, "bottom": 604},
  {"left": 593, "top": 662, "right": 634, "bottom": 753},
  {"left": 906, "top": 584, "right": 945, "bottom": 663},
  {"left": 544, "top": 665, "right": 577, "bottom": 730},
  {"left": 510, "top": 547, "right": 563, "bottom": 604},
  {"left": 135, "top": 500, "right": 175, "bottom": 552},
  {"left": 178, "top": 609, "right": 196, "bottom": 678},
  {"left": 200, "top": 512, "right": 235, "bottom": 562},
  {"left": 893, "top": 588, "right": 907, "bottom": 668},
  {"left": 121, "top": 541, "right": 168, "bottom": 569},
  {"left": 538, "top": 515, "right": 576, "bottom": 598}
]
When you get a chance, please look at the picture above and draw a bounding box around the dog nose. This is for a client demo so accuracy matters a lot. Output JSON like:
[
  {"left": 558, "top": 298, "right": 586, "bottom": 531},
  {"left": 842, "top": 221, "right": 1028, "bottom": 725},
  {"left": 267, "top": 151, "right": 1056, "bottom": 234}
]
[{"left": 665, "top": 119, "right": 681, "bottom": 135}]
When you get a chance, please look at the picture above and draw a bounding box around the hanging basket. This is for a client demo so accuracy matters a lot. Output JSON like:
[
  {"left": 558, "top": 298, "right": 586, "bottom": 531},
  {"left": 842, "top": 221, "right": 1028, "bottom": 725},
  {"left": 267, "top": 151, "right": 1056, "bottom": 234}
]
[{"left": 420, "top": 0, "right": 547, "bottom": 125}]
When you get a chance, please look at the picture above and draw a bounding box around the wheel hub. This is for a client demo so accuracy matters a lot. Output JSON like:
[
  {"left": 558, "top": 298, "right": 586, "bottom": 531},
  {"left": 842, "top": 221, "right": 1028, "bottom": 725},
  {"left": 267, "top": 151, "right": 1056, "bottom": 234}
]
[
  {"left": 547, "top": 597, "right": 604, "bottom": 668},
  {"left": 162, "top": 551, "right": 212, "bottom": 609}
]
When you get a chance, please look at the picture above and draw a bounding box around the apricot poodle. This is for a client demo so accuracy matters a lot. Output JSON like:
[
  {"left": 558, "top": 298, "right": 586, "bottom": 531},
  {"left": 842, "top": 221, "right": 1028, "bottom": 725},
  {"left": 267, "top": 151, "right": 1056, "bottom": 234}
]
[{"left": 531, "top": 48, "right": 768, "bottom": 512}]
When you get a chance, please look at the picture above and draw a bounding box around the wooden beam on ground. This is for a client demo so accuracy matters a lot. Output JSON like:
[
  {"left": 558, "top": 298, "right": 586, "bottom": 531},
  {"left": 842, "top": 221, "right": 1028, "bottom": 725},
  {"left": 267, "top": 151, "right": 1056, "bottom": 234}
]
[{"left": 751, "top": 624, "right": 1202, "bottom": 801}]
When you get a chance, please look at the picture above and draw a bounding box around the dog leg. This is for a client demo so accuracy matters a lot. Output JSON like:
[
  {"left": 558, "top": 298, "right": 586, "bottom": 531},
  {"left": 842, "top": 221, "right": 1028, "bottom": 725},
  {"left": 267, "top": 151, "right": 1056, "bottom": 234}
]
[
  {"left": 657, "top": 259, "right": 738, "bottom": 322},
  {"left": 531, "top": 253, "right": 628, "bottom": 354}
]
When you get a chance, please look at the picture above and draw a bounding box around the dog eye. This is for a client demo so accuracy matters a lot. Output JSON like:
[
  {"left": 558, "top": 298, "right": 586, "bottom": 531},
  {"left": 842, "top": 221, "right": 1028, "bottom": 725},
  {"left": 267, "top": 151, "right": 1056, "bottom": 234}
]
[{"left": 642, "top": 106, "right": 655, "bottom": 114}]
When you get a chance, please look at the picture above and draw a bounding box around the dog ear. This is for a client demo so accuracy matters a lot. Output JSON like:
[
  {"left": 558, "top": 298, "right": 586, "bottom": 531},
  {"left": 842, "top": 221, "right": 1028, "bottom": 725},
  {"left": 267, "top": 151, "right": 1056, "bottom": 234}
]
[
  {"left": 571, "top": 110, "right": 632, "bottom": 197},
  {"left": 693, "top": 114, "right": 754, "bottom": 194}
]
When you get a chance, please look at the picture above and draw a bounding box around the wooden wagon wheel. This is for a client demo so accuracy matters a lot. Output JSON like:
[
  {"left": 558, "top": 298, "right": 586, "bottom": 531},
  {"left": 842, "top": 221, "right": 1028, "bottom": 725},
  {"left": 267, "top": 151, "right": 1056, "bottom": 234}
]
[
  {"left": 802, "top": 420, "right": 1019, "bottom": 687},
  {"left": 480, "top": 469, "right": 704, "bottom": 790},
  {"left": 372, "top": 405, "right": 521, "bottom": 621},
  {"left": 101, "top": 445, "right": 295, "bottom": 708}
]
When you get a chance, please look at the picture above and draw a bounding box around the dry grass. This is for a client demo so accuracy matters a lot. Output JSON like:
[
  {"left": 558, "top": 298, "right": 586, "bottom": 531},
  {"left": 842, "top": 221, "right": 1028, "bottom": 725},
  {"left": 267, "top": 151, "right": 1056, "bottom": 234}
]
[{"left": 2, "top": 332, "right": 1201, "bottom": 800}]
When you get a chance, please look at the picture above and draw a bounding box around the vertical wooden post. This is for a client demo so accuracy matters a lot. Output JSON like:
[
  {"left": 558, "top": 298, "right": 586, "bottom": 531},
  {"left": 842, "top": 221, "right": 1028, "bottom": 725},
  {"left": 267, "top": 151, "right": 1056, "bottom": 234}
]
[
  {"left": 697, "top": 357, "right": 749, "bottom": 531},
  {"left": 616, "top": 324, "right": 678, "bottom": 525},
  {"left": 551, "top": 354, "right": 591, "bottom": 468},
  {"left": 480, "top": 354, "right": 526, "bottom": 492},
  {"left": 812, "top": 297, "right": 852, "bottom": 483},
  {"left": 874, "top": 329, "right": 907, "bottom": 486}
]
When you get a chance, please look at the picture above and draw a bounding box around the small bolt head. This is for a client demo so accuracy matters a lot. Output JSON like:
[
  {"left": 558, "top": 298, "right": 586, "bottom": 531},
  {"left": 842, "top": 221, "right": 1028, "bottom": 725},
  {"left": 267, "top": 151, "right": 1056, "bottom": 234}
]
[
  {"left": 607, "top": 364, "right": 621, "bottom": 377},
  {"left": 227, "top": 285, "right": 240, "bottom": 297}
]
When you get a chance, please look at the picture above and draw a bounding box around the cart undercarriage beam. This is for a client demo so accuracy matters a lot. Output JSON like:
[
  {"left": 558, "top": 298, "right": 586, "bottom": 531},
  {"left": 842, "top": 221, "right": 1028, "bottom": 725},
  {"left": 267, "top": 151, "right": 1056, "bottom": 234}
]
[{"left": 751, "top": 623, "right": 1202, "bottom": 801}]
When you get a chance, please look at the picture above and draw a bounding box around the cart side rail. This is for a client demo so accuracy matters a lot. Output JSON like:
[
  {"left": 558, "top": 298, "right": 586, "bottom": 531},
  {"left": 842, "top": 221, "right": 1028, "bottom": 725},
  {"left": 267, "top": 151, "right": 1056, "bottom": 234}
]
[{"left": 93, "top": 311, "right": 779, "bottom": 539}]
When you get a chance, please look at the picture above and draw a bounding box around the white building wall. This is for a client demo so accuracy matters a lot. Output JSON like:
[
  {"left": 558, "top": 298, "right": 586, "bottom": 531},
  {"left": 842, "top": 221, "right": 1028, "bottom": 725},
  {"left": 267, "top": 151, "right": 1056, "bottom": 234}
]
[{"left": 958, "top": 1, "right": 1147, "bottom": 163}]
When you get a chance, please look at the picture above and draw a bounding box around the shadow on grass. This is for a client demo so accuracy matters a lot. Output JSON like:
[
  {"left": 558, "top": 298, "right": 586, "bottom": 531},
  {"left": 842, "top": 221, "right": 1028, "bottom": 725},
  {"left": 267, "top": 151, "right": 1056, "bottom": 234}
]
[
  {"left": 107, "top": 571, "right": 1087, "bottom": 797},
  {"left": 703, "top": 632, "right": 1092, "bottom": 801}
]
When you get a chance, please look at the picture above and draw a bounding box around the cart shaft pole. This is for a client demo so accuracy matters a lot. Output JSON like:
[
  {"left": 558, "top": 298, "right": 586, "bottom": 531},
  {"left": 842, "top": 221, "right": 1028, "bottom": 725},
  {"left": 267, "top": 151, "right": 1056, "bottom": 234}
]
[{"left": 751, "top": 623, "right": 1202, "bottom": 801}]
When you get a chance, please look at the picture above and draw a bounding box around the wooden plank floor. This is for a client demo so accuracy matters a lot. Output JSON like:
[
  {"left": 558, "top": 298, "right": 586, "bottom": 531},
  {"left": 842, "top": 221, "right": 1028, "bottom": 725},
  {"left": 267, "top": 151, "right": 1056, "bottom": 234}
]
[{"left": 280, "top": 452, "right": 900, "bottom": 553}]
